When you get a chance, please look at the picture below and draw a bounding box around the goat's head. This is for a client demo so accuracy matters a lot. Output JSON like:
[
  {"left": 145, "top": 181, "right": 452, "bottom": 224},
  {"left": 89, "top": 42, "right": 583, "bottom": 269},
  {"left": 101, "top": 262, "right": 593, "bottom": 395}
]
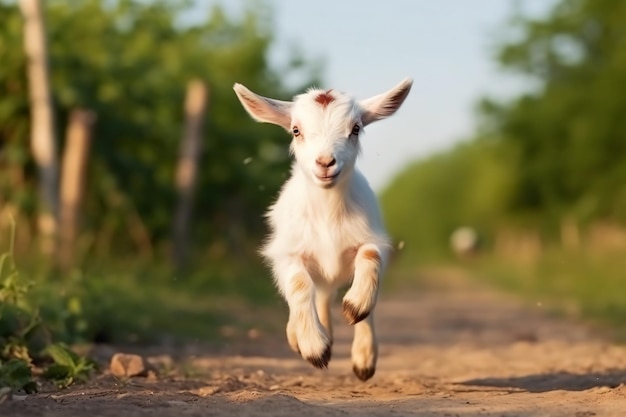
[{"left": 233, "top": 78, "right": 413, "bottom": 189}]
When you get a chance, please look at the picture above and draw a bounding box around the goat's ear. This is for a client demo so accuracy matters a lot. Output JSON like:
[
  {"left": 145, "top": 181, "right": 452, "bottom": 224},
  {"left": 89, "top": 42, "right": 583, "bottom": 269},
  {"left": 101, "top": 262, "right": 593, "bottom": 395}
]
[
  {"left": 359, "top": 78, "right": 413, "bottom": 126},
  {"left": 233, "top": 83, "right": 292, "bottom": 130}
]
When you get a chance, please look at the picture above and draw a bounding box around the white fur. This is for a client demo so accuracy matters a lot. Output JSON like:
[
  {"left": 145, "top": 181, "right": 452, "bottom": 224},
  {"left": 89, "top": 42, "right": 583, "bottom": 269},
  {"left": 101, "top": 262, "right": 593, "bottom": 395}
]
[{"left": 233, "top": 78, "right": 412, "bottom": 380}]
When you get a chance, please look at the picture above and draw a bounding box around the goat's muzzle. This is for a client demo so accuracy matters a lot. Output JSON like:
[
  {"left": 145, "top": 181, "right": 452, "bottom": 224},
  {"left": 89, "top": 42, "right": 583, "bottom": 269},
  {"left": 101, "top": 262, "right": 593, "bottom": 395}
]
[{"left": 314, "top": 169, "right": 341, "bottom": 187}]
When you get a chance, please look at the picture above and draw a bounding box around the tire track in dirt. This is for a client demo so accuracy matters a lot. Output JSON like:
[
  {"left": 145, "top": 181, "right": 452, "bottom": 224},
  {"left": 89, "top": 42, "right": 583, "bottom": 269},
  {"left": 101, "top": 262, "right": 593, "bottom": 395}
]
[{"left": 4, "top": 268, "right": 626, "bottom": 416}]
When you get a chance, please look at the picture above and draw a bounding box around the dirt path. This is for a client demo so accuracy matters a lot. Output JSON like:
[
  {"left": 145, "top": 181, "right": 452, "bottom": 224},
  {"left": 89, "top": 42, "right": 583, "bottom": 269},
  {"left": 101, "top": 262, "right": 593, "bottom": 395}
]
[{"left": 4, "top": 269, "right": 626, "bottom": 416}]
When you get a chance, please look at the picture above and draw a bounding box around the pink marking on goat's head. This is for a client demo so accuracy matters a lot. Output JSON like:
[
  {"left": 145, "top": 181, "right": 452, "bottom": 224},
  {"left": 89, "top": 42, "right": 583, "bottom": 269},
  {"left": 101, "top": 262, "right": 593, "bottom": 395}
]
[{"left": 314, "top": 90, "right": 335, "bottom": 108}]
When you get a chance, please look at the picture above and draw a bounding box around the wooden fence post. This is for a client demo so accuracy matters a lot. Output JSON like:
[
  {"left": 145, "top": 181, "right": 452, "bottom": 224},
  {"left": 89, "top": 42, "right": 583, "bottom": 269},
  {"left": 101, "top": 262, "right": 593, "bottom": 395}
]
[
  {"left": 19, "top": 0, "right": 59, "bottom": 256},
  {"left": 58, "top": 109, "right": 96, "bottom": 269},
  {"left": 172, "top": 80, "right": 208, "bottom": 270}
]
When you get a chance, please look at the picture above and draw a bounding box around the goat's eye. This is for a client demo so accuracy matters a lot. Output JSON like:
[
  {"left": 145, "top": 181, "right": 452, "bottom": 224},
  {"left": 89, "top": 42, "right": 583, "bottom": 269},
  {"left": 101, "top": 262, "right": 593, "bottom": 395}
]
[
  {"left": 292, "top": 126, "right": 300, "bottom": 137},
  {"left": 351, "top": 124, "right": 361, "bottom": 136}
]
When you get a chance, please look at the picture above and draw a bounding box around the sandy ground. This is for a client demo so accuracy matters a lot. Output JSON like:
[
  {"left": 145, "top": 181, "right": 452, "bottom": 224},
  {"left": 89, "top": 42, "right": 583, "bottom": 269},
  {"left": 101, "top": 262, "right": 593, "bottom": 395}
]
[{"left": 3, "top": 268, "right": 626, "bottom": 416}]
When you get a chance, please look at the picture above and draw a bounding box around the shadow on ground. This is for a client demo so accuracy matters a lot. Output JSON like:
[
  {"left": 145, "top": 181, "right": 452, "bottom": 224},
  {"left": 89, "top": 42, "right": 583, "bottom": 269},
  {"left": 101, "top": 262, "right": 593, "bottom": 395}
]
[{"left": 459, "top": 369, "right": 626, "bottom": 392}]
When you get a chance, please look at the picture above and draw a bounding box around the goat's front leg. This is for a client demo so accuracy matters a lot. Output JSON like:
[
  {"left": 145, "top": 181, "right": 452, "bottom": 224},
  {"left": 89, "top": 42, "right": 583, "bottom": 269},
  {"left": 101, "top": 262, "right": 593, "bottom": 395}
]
[
  {"left": 342, "top": 243, "right": 382, "bottom": 325},
  {"left": 278, "top": 264, "right": 332, "bottom": 369},
  {"left": 351, "top": 312, "right": 378, "bottom": 381}
]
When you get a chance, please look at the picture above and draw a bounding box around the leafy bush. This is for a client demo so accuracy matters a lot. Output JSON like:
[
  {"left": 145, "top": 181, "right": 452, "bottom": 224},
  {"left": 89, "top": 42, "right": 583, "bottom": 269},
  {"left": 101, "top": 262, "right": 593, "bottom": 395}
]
[{"left": 0, "top": 221, "right": 95, "bottom": 392}]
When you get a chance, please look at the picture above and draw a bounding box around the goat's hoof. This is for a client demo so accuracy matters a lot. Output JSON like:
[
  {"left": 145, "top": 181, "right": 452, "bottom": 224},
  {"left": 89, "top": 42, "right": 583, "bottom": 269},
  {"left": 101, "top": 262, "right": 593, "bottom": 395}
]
[
  {"left": 305, "top": 344, "right": 332, "bottom": 369},
  {"left": 353, "top": 365, "right": 375, "bottom": 381},
  {"left": 342, "top": 300, "right": 370, "bottom": 325}
]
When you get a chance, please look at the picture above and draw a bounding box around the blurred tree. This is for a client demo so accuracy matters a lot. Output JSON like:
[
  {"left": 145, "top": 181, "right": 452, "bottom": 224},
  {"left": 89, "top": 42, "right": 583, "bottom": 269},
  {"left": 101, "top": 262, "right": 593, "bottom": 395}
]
[
  {"left": 0, "top": 0, "right": 322, "bottom": 261},
  {"left": 57, "top": 109, "right": 96, "bottom": 270},
  {"left": 481, "top": 0, "right": 626, "bottom": 224},
  {"left": 381, "top": 0, "right": 626, "bottom": 255}
]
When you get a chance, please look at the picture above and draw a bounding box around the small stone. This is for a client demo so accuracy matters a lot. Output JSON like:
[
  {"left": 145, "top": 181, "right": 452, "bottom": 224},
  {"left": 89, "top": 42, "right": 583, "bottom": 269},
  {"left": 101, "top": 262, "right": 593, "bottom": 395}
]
[
  {"left": 110, "top": 353, "right": 150, "bottom": 377},
  {"left": 191, "top": 386, "right": 219, "bottom": 396}
]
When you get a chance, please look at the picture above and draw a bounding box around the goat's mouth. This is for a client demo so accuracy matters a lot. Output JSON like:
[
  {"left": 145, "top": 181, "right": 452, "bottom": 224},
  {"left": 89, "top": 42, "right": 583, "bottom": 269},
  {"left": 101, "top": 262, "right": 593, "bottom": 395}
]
[{"left": 314, "top": 170, "right": 341, "bottom": 186}]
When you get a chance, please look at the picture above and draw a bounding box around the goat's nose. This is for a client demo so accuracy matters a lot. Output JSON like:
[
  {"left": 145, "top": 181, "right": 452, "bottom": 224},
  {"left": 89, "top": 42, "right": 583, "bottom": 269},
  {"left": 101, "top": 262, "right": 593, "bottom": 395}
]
[{"left": 316, "top": 156, "right": 336, "bottom": 168}]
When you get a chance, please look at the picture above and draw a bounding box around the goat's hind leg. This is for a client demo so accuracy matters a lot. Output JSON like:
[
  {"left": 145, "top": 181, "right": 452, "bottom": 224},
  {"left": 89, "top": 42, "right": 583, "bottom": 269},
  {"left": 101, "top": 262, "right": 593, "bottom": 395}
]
[
  {"left": 343, "top": 243, "right": 381, "bottom": 380},
  {"left": 352, "top": 312, "right": 378, "bottom": 381},
  {"left": 277, "top": 265, "right": 332, "bottom": 369}
]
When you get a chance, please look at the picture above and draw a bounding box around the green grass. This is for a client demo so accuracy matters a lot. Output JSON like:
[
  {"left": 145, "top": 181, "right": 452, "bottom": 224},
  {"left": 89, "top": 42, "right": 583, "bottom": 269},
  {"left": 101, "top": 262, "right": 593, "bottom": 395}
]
[
  {"left": 3, "top": 228, "right": 279, "bottom": 345},
  {"left": 465, "top": 248, "right": 626, "bottom": 339},
  {"left": 24, "top": 257, "right": 281, "bottom": 345}
]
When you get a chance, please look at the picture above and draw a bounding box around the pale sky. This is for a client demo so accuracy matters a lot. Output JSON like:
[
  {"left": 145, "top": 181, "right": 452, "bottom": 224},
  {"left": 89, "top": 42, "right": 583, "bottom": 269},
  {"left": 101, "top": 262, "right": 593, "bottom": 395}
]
[{"left": 190, "top": 0, "right": 555, "bottom": 191}]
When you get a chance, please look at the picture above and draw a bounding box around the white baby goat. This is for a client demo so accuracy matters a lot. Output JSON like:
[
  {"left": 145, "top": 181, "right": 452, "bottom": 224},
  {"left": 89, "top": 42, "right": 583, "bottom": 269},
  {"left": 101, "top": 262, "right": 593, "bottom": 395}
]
[{"left": 233, "top": 78, "right": 412, "bottom": 380}]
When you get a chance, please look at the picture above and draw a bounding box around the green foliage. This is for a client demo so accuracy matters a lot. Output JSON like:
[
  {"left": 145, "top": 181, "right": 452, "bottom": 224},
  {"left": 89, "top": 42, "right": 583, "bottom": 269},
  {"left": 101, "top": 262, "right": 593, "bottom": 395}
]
[
  {"left": 34, "top": 258, "right": 278, "bottom": 345},
  {"left": 0, "top": 223, "right": 39, "bottom": 392},
  {"left": 481, "top": 0, "right": 626, "bottom": 224},
  {"left": 0, "top": 0, "right": 322, "bottom": 258},
  {"left": 381, "top": 139, "right": 517, "bottom": 258},
  {"left": 0, "top": 220, "right": 42, "bottom": 366},
  {"left": 42, "top": 344, "right": 95, "bottom": 388},
  {"left": 382, "top": 0, "right": 626, "bottom": 256},
  {"left": 0, "top": 359, "right": 37, "bottom": 394},
  {"left": 0, "top": 221, "right": 99, "bottom": 391}
]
